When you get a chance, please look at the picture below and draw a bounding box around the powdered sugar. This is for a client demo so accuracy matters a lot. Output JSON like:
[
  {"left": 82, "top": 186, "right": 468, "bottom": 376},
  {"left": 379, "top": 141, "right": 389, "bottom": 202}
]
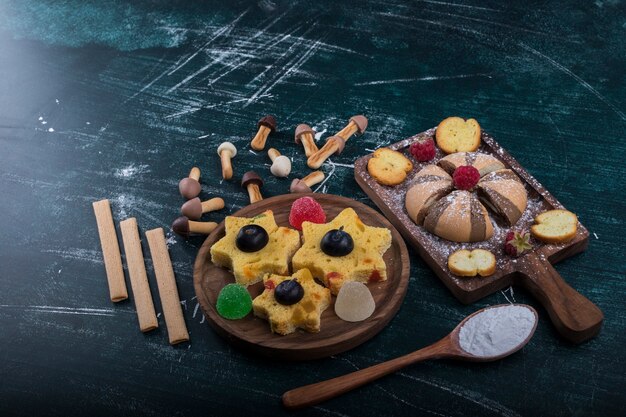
[
  {"left": 355, "top": 129, "right": 577, "bottom": 289},
  {"left": 459, "top": 304, "right": 536, "bottom": 357},
  {"left": 114, "top": 164, "right": 151, "bottom": 179}
]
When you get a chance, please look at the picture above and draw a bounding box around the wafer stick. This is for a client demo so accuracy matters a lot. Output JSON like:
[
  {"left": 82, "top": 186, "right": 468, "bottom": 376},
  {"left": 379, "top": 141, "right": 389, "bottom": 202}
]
[
  {"left": 145, "top": 228, "right": 189, "bottom": 345},
  {"left": 92, "top": 199, "right": 128, "bottom": 302},
  {"left": 120, "top": 218, "right": 158, "bottom": 333}
]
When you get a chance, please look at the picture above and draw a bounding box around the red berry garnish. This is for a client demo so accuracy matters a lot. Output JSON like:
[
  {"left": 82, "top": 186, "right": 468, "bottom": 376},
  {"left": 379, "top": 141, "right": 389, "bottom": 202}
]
[
  {"left": 452, "top": 165, "right": 480, "bottom": 190},
  {"left": 409, "top": 137, "right": 436, "bottom": 162},
  {"left": 289, "top": 196, "right": 326, "bottom": 230},
  {"left": 504, "top": 230, "right": 532, "bottom": 256}
]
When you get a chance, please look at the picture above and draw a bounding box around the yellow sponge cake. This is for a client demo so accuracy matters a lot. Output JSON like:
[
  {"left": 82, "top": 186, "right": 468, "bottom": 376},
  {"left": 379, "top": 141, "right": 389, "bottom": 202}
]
[
  {"left": 252, "top": 268, "right": 331, "bottom": 335},
  {"left": 210, "top": 210, "right": 301, "bottom": 286},
  {"left": 292, "top": 208, "right": 392, "bottom": 295}
]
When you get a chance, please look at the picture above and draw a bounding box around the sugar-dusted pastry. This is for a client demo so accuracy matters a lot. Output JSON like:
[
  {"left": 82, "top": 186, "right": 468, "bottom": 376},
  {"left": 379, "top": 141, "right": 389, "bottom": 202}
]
[
  {"left": 367, "top": 148, "right": 413, "bottom": 186},
  {"left": 252, "top": 268, "right": 331, "bottom": 335},
  {"left": 405, "top": 165, "right": 454, "bottom": 224},
  {"left": 423, "top": 190, "right": 494, "bottom": 243},
  {"left": 448, "top": 249, "right": 496, "bottom": 277},
  {"left": 210, "top": 210, "right": 300, "bottom": 287},
  {"left": 435, "top": 117, "right": 481, "bottom": 154},
  {"left": 405, "top": 151, "right": 528, "bottom": 242},
  {"left": 438, "top": 152, "right": 505, "bottom": 177},
  {"left": 477, "top": 170, "right": 527, "bottom": 225},
  {"left": 292, "top": 208, "right": 392, "bottom": 295},
  {"left": 531, "top": 209, "right": 578, "bottom": 243}
]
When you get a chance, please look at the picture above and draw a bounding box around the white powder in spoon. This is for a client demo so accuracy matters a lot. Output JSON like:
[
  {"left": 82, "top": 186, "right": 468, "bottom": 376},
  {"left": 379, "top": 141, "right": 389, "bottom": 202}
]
[{"left": 459, "top": 305, "right": 536, "bottom": 357}]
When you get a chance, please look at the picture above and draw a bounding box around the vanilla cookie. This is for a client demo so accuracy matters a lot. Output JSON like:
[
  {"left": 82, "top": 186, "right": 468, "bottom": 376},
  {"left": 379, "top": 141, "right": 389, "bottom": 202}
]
[
  {"left": 436, "top": 117, "right": 481, "bottom": 154},
  {"left": 448, "top": 249, "right": 496, "bottom": 277},
  {"left": 367, "top": 148, "right": 413, "bottom": 186}
]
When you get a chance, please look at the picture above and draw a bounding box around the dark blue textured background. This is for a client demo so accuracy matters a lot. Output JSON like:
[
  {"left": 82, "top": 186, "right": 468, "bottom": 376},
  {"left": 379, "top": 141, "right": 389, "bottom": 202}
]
[{"left": 0, "top": 1, "right": 624, "bottom": 416}]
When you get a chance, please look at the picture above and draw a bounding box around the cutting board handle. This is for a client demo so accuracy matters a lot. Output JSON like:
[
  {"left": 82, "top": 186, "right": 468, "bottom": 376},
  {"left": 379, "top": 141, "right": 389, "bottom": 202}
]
[{"left": 516, "top": 252, "right": 603, "bottom": 343}]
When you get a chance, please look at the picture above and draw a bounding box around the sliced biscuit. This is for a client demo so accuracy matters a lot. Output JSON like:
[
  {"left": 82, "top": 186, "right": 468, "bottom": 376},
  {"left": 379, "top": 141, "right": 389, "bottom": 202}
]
[
  {"left": 436, "top": 117, "right": 481, "bottom": 154},
  {"left": 367, "top": 148, "right": 413, "bottom": 186},
  {"left": 530, "top": 209, "right": 578, "bottom": 243},
  {"left": 448, "top": 249, "right": 496, "bottom": 277}
]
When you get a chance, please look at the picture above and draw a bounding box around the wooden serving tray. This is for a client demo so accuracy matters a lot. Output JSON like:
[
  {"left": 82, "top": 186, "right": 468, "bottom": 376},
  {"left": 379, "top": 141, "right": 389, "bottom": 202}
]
[
  {"left": 193, "top": 193, "right": 410, "bottom": 360},
  {"left": 354, "top": 128, "right": 603, "bottom": 343}
]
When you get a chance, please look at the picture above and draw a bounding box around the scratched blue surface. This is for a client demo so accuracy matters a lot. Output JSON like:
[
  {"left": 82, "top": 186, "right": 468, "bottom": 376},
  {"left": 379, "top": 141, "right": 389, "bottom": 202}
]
[{"left": 0, "top": 1, "right": 624, "bottom": 416}]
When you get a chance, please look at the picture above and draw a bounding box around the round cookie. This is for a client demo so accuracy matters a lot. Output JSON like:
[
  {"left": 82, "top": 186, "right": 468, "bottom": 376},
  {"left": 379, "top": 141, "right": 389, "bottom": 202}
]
[
  {"left": 367, "top": 148, "right": 413, "bottom": 186},
  {"left": 436, "top": 117, "right": 481, "bottom": 154}
]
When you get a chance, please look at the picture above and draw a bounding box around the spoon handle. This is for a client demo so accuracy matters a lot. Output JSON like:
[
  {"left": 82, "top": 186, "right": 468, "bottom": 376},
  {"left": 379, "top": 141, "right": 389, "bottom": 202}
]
[{"left": 282, "top": 337, "right": 452, "bottom": 409}]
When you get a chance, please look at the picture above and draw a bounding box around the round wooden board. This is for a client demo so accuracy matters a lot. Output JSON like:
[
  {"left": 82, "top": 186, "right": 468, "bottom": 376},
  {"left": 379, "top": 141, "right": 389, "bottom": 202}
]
[{"left": 193, "top": 193, "right": 410, "bottom": 360}]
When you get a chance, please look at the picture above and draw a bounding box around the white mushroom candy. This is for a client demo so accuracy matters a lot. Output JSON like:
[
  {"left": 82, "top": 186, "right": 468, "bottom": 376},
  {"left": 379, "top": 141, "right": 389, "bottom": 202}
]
[
  {"left": 334, "top": 281, "right": 376, "bottom": 322},
  {"left": 267, "top": 148, "right": 291, "bottom": 177},
  {"left": 217, "top": 142, "right": 237, "bottom": 180}
]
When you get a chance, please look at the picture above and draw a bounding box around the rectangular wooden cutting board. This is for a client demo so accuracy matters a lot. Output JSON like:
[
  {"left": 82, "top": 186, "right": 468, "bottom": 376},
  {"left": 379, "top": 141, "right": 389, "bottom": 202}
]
[{"left": 354, "top": 127, "right": 602, "bottom": 343}]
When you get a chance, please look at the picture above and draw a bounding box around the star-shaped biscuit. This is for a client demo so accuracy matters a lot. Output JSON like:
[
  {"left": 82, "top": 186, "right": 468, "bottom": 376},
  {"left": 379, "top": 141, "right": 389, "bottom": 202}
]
[
  {"left": 210, "top": 210, "right": 301, "bottom": 287},
  {"left": 291, "top": 208, "right": 392, "bottom": 295},
  {"left": 252, "top": 268, "right": 331, "bottom": 335}
]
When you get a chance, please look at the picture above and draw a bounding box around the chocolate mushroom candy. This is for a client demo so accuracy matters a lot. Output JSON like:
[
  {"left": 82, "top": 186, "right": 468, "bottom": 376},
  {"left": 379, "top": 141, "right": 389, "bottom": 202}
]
[
  {"left": 306, "top": 135, "right": 346, "bottom": 169},
  {"left": 305, "top": 116, "right": 365, "bottom": 169},
  {"left": 217, "top": 142, "right": 237, "bottom": 180},
  {"left": 180, "top": 197, "right": 225, "bottom": 221},
  {"left": 268, "top": 148, "right": 292, "bottom": 178},
  {"left": 172, "top": 216, "right": 218, "bottom": 238},
  {"left": 250, "top": 115, "right": 277, "bottom": 151},
  {"left": 241, "top": 171, "right": 264, "bottom": 204},
  {"left": 335, "top": 115, "right": 368, "bottom": 140},
  {"left": 295, "top": 124, "right": 319, "bottom": 157},
  {"left": 178, "top": 167, "right": 202, "bottom": 199},
  {"left": 289, "top": 171, "right": 325, "bottom": 193}
]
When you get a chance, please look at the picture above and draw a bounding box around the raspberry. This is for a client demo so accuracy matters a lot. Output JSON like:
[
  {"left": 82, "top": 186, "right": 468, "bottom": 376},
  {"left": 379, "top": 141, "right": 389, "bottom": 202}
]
[
  {"left": 452, "top": 165, "right": 480, "bottom": 190},
  {"left": 504, "top": 230, "right": 532, "bottom": 256},
  {"left": 289, "top": 196, "right": 326, "bottom": 230},
  {"left": 409, "top": 137, "right": 436, "bottom": 162}
]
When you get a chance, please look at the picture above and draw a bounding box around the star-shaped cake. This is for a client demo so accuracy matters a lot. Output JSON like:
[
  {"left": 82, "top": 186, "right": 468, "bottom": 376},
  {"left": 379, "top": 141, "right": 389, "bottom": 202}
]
[
  {"left": 291, "top": 208, "right": 392, "bottom": 295},
  {"left": 210, "top": 210, "right": 301, "bottom": 286},
  {"left": 252, "top": 268, "right": 331, "bottom": 334}
]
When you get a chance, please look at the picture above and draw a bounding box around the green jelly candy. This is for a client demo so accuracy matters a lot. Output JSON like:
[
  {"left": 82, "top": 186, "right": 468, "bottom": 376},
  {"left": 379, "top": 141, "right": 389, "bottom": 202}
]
[{"left": 216, "top": 284, "right": 252, "bottom": 320}]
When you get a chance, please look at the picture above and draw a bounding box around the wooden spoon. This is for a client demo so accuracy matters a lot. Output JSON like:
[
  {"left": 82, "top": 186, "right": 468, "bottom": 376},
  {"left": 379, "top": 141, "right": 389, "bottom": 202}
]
[{"left": 282, "top": 304, "right": 538, "bottom": 409}]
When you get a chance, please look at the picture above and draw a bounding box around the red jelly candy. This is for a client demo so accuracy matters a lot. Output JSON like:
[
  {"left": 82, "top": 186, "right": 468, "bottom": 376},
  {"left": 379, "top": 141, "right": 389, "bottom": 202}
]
[{"left": 289, "top": 197, "right": 326, "bottom": 230}]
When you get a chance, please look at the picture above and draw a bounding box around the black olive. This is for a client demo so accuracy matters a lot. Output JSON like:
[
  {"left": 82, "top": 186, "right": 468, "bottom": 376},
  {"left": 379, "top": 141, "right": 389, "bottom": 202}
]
[
  {"left": 236, "top": 224, "right": 269, "bottom": 252},
  {"left": 320, "top": 227, "right": 354, "bottom": 257},
  {"left": 274, "top": 279, "right": 304, "bottom": 305}
]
